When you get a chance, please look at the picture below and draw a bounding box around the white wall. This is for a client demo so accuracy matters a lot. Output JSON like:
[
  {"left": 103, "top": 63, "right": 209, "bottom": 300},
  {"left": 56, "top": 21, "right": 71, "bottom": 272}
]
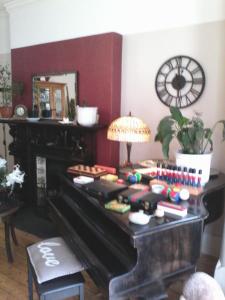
[
  {"left": 121, "top": 21, "right": 225, "bottom": 173},
  {"left": 121, "top": 20, "right": 225, "bottom": 257},
  {"left": 4, "top": 0, "right": 225, "bottom": 49},
  {"left": 0, "top": 6, "right": 13, "bottom": 170},
  {"left": 0, "top": 8, "right": 10, "bottom": 54}
]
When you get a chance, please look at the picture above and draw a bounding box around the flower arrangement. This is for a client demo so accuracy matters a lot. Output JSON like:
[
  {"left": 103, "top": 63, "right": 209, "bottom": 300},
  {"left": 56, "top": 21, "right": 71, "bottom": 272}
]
[{"left": 0, "top": 157, "right": 25, "bottom": 193}]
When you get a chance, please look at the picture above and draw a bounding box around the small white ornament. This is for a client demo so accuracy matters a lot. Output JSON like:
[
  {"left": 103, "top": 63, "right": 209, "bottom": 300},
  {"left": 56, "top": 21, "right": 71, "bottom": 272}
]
[
  {"left": 0, "top": 158, "right": 7, "bottom": 168},
  {"left": 179, "top": 188, "right": 190, "bottom": 201},
  {"left": 154, "top": 208, "right": 164, "bottom": 218},
  {"left": 128, "top": 210, "right": 151, "bottom": 225},
  {"left": 6, "top": 164, "right": 25, "bottom": 189}
]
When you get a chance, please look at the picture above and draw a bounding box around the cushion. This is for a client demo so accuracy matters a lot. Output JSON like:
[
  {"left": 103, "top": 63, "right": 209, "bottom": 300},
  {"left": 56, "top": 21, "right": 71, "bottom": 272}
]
[
  {"left": 180, "top": 272, "right": 225, "bottom": 300},
  {"left": 27, "top": 237, "right": 84, "bottom": 284}
]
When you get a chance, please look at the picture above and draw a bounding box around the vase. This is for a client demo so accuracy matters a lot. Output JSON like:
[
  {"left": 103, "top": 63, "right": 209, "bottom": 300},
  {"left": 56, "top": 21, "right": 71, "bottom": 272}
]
[{"left": 176, "top": 151, "right": 212, "bottom": 186}]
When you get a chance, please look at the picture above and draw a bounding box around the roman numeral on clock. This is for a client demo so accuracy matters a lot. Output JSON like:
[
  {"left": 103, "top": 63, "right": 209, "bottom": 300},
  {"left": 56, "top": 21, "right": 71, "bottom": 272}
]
[
  {"left": 158, "top": 88, "right": 167, "bottom": 98},
  {"left": 175, "top": 56, "right": 182, "bottom": 68},
  {"left": 165, "top": 95, "right": 173, "bottom": 105},
  {"left": 191, "top": 66, "right": 200, "bottom": 75},
  {"left": 190, "top": 88, "right": 200, "bottom": 97},
  {"left": 193, "top": 77, "right": 203, "bottom": 85}
]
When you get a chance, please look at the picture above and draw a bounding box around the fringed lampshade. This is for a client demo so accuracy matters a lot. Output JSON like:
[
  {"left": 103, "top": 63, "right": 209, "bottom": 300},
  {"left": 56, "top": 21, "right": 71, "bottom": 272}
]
[{"left": 107, "top": 113, "right": 151, "bottom": 166}]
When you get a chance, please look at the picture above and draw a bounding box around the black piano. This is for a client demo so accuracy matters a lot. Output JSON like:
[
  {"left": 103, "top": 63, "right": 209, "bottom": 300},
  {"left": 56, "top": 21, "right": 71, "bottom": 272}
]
[{"left": 48, "top": 173, "right": 225, "bottom": 299}]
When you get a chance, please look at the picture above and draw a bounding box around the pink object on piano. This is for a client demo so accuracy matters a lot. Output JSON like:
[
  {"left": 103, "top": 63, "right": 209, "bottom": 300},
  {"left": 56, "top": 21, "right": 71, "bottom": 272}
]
[
  {"left": 157, "top": 201, "right": 188, "bottom": 217},
  {"left": 94, "top": 164, "right": 117, "bottom": 174}
]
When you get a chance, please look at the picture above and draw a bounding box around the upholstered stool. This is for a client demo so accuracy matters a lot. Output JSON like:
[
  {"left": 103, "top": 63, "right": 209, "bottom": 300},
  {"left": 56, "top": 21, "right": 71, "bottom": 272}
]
[{"left": 26, "top": 237, "right": 85, "bottom": 300}]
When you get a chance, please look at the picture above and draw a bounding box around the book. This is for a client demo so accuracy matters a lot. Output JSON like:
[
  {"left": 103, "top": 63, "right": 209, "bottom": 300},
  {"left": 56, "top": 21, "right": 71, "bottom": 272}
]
[
  {"left": 157, "top": 201, "right": 187, "bottom": 217},
  {"left": 82, "top": 179, "right": 127, "bottom": 201},
  {"left": 105, "top": 200, "right": 130, "bottom": 213}
]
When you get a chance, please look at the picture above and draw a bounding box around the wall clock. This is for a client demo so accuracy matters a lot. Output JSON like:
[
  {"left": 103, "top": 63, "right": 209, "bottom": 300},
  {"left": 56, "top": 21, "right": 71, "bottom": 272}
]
[
  {"left": 13, "top": 104, "right": 28, "bottom": 118},
  {"left": 155, "top": 55, "right": 205, "bottom": 108}
]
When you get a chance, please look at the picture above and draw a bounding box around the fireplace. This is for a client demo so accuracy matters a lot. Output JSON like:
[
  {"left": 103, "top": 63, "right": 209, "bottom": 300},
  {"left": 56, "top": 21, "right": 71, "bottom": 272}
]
[{"left": 2, "top": 119, "right": 106, "bottom": 213}]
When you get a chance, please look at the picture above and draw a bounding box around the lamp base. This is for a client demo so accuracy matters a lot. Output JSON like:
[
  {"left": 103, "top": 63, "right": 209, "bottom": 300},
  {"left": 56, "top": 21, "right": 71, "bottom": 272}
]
[{"left": 121, "top": 160, "right": 133, "bottom": 168}]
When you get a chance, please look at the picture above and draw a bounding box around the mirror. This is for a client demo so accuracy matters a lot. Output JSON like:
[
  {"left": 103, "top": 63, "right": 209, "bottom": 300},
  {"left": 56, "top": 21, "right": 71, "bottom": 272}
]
[{"left": 32, "top": 72, "right": 77, "bottom": 119}]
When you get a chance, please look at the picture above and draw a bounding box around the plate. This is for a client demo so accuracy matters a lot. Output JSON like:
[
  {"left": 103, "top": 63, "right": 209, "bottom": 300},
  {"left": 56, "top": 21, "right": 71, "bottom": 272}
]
[
  {"left": 139, "top": 159, "right": 174, "bottom": 168},
  {"left": 134, "top": 167, "right": 157, "bottom": 179},
  {"left": 26, "top": 117, "right": 40, "bottom": 122},
  {"left": 59, "top": 121, "right": 74, "bottom": 124}
]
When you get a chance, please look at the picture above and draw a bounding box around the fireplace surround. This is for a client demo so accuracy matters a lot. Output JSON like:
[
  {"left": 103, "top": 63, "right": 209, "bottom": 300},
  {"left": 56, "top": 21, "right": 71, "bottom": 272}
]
[{"left": 1, "top": 119, "right": 106, "bottom": 213}]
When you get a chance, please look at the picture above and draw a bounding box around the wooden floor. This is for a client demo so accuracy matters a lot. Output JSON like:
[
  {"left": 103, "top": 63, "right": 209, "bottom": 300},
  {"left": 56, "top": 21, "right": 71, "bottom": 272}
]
[{"left": 0, "top": 223, "right": 218, "bottom": 300}]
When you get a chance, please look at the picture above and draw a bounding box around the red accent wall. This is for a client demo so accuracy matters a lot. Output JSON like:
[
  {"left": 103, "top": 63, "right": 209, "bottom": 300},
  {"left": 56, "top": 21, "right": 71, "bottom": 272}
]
[{"left": 11, "top": 32, "right": 122, "bottom": 167}]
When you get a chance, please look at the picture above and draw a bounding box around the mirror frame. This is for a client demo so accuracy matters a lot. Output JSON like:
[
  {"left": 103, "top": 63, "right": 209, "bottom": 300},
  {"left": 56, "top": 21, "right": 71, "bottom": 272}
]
[{"left": 32, "top": 71, "right": 78, "bottom": 119}]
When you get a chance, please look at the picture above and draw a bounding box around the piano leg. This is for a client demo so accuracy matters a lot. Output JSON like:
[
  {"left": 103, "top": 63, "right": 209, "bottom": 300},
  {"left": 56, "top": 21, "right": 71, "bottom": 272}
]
[{"left": 109, "top": 220, "right": 202, "bottom": 300}]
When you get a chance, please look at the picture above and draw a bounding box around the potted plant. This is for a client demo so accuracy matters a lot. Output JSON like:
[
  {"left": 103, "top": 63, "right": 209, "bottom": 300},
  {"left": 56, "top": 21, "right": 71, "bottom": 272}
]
[
  {"left": 0, "top": 64, "right": 24, "bottom": 118},
  {"left": 0, "top": 64, "right": 12, "bottom": 117},
  {"left": 76, "top": 100, "right": 98, "bottom": 126},
  {"left": 155, "top": 107, "right": 225, "bottom": 184}
]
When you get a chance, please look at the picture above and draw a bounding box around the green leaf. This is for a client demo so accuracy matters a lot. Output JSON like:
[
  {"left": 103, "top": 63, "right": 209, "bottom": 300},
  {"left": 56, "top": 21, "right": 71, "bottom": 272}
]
[
  {"left": 170, "top": 107, "right": 189, "bottom": 127},
  {"left": 162, "top": 133, "right": 173, "bottom": 159},
  {"left": 155, "top": 116, "right": 174, "bottom": 143},
  {"left": 194, "top": 128, "right": 205, "bottom": 153},
  {"left": 154, "top": 116, "right": 175, "bottom": 159},
  {"left": 177, "top": 129, "right": 193, "bottom": 153},
  {"left": 217, "top": 121, "right": 225, "bottom": 141},
  {"left": 204, "top": 128, "right": 212, "bottom": 140}
]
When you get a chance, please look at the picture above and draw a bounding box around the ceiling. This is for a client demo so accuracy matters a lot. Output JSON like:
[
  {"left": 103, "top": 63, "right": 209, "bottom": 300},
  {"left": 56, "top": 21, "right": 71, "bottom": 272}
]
[{"left": 0, "top": 0, "right": 37, "bottom": 10}]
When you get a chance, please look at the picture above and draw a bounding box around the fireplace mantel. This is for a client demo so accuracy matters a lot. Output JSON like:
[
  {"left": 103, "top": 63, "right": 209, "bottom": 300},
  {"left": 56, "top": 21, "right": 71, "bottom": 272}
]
[{"left": 0, "top": 118, "right": 106, "bottom": 211}]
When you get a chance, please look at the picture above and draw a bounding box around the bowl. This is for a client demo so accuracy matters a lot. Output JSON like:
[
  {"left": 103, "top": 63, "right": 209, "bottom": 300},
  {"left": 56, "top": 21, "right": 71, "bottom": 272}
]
[
  {"left": 77, "top": 106, "right": 98, "bottom": 126},
  {"left": 26, "top": 117, "right": 40, "bottom": 122},
  {"left": 151, "top": 184, "right": 164, "bottom": 194}
]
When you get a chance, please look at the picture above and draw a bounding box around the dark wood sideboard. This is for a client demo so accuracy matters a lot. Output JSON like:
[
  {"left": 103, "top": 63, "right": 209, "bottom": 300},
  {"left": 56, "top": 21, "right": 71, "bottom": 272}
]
[
  {"left": 0, "top": 118, "right": 106, "bottom": 212},
  {"left": 48, "top": 173, "right": 225, "bottom": 299}
]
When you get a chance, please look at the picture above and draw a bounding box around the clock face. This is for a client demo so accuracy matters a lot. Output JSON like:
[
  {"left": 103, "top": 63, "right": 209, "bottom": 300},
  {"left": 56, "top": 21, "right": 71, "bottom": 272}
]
[
  {"left": 17, "top": 107, "right": 25, "bottom": 116},
  {"left": 155, "top": 55, "right": 205, "bottom": 108},
  {"left": 14, "top": 105, "right": 27, "bottom": 118}
]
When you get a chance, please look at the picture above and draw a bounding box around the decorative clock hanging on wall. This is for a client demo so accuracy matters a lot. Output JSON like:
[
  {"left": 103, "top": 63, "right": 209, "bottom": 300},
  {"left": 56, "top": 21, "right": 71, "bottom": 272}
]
[{"left": 155, "top": 55, "right": 205, "bottom": 108}]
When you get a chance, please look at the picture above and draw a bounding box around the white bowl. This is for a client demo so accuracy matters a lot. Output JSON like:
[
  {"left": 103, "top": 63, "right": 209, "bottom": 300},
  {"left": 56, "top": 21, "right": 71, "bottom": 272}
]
[
  {"left": 129, "top": 211, "right": 151, "bottom": 225},
  {"left": 151, "top": 184, "right": 164, "bottom": 194},
  {"left": 77, "top": 106, "right": 98, "bottom": 126},
  {"left": 26, "top": 117, "right": 40, "bottom": 122}
]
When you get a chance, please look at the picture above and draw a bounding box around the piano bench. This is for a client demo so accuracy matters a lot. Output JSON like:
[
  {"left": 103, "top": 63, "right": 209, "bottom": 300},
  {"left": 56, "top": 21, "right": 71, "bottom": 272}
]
[{"left": 26, "top": 237, "right": 85, "bottom": 300}]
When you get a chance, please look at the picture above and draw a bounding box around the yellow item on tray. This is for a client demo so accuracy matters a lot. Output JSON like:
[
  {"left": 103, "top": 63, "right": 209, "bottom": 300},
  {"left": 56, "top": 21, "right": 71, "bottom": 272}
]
[
  {"left": 100, "top": 174, "right": 118, "bottom": 182},
  {"left": 105, "top": 200, "right": 130, "bottom": 213}
]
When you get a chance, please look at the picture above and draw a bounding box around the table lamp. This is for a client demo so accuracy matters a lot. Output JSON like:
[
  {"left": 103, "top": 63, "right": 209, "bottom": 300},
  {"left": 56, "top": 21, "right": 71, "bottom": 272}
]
[{"left": 107, "top": 112, "right": 151, "bottom": 167}]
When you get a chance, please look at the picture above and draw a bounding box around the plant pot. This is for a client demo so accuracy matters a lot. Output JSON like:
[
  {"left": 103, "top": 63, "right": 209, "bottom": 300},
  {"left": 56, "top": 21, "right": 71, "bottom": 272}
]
[
  {"left": 176, "top": 151, "right": 212, "bottom": 186},
  {"left": 0, "top": 106, "right": 13, "bottom": 118},
  {"left": 76, "top": 105, "right": 98, "bottom": 126}
]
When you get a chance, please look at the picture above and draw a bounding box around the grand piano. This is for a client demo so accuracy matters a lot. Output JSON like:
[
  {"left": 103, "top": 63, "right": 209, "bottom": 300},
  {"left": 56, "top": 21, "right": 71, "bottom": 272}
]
[
  {"left": 48, "top": 173, "right": 225, "bottom": 299},
  {"left": 3, "top": 119, "right": 224, "bottom": 298}
]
